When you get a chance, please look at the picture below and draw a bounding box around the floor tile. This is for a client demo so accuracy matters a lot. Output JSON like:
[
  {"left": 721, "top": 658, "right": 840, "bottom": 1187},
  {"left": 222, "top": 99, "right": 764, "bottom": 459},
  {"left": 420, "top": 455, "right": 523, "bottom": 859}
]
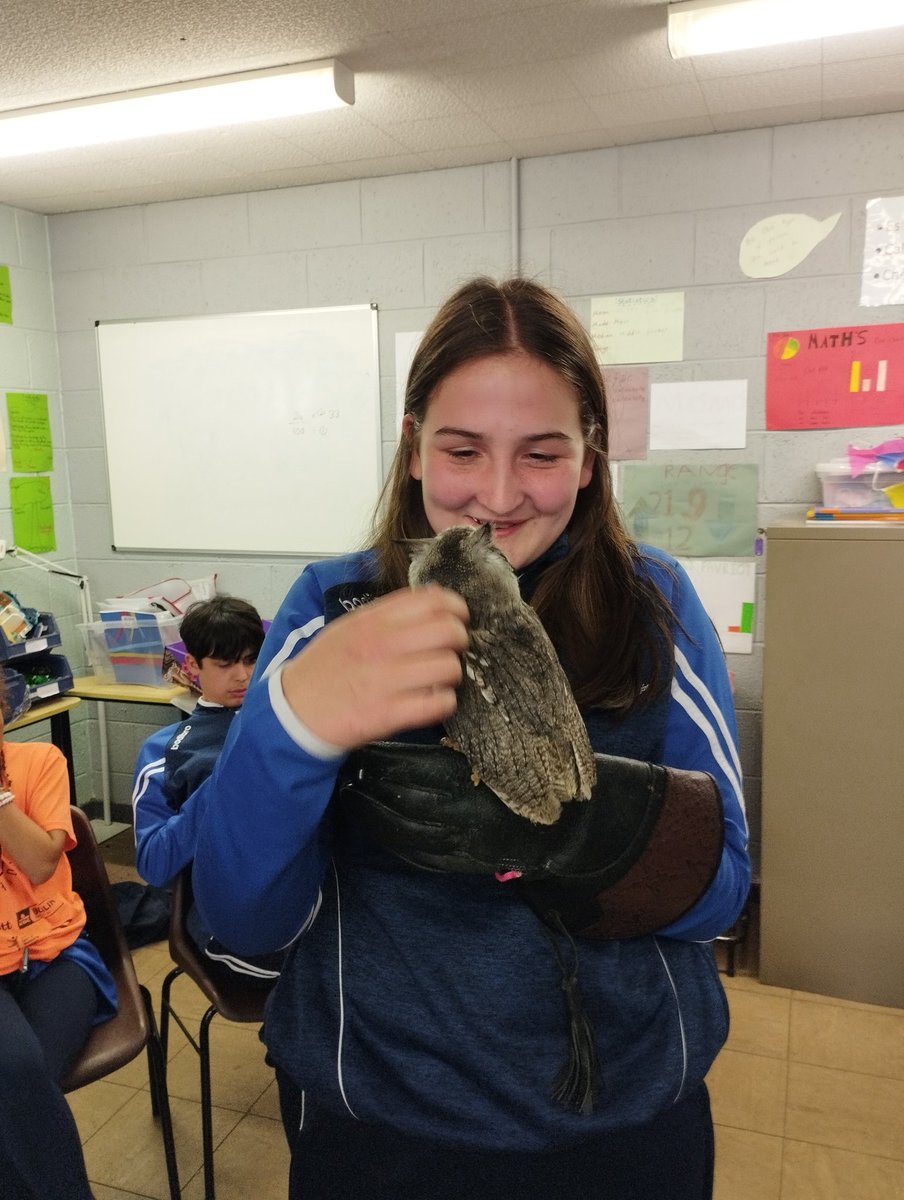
[
  {"left": 163, "top": 1020, "right": 275, "bottom": 1112},
  {"left": 180, "top": 1114, "right": 290, "bottom": 1200},
  {"left": 790, "top": 996, "right": 904, "bottom": 1080},
  {"left": 250, "top": 1077, "right": 283, "bottom": 1121},
  {"left": 93, "top": 1185, "right": 157, "bottom": 1200},
  {"left": 71, "top": 1077, "right": 140, "bottom": 1143},
  {"left": 132, "top": 942, "right": 173, "bottom": 983},
  {"left": 713, "top": 1125, "right": 782, "bottom": 1200},
  {"left": 791, "top": 987, "right": 904, "bottom": 1017},
  {"left": 781, "top": 1139, "right": 904, "bottom": 1200},
  {"left": 785, "top": 1062, "right": 904, "bottom": 1161},
  {"left": 82, "top": 1089, "right": 242, "bottom": 1199},
  {"left": 725, "top": 986, "right": 791, "bottom": 1059},
  {"left": 707, "top": 1049, "right": 787, "bottom": 1137},
  {"left": 722, "top": 972, "right": 792, "bottom": 999}
]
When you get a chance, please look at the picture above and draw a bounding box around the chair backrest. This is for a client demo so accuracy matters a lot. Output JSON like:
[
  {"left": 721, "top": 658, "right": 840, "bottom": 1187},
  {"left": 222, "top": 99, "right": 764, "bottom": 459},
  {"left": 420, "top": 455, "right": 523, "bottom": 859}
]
[
  {"left": 169, "top": 868, "right": 268, "bottom": 1023},
  {"left": 61, "top": 806, "right": 149, "bottom": 1092}
]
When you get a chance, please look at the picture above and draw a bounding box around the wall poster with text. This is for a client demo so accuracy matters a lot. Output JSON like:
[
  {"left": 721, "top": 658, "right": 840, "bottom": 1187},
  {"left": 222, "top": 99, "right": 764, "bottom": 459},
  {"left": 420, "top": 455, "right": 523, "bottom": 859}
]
[{"left": 766, "top": 322, "right": 904, "bottom": 429}]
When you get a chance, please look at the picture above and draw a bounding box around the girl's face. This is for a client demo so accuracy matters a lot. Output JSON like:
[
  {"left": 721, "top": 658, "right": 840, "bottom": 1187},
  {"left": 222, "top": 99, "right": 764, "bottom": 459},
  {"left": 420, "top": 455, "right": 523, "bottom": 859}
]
[{"left": 408, "top": 351, "right": 594, "bottom": 571}]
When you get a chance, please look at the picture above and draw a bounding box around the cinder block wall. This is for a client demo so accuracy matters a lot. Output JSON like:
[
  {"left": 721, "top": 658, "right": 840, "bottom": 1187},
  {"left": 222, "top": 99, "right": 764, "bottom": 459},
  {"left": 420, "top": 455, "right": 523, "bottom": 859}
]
[
  {"left": 0, "top": 207, "right": 94, "bottom": 799},
  {"left": 4, "top": 109, "right": 904, "bottom": 853}
]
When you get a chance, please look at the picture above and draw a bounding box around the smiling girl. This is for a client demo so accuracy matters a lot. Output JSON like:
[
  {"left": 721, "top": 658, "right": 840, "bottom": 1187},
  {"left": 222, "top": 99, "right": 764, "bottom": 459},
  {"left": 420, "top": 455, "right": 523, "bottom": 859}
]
[{"left": 193, "top": 277, "right": 750, "bottom": 1200}]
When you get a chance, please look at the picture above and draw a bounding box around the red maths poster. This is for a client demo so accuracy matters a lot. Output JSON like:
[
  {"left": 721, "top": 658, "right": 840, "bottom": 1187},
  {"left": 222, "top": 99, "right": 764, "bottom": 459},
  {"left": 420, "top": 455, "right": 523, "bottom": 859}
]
[{"left": 766, "top": 323, "right": 904, "bottom": 429}]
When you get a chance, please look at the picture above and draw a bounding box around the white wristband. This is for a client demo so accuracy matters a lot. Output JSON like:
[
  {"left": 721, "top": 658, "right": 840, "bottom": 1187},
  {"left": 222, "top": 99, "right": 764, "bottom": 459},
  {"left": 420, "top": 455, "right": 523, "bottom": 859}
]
[{"left": 0, "top": 789, "right": 14, "bottom": 809}]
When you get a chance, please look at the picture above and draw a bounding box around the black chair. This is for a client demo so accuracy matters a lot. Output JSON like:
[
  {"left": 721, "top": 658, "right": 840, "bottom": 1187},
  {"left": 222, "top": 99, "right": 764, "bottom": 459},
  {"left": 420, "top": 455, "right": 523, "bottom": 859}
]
[
  {"left": 62, "top": 806, "right": 181, "bottom": 1200},
  {"left": 159, "top": 867, "right": 269, "bottom": 1200}
]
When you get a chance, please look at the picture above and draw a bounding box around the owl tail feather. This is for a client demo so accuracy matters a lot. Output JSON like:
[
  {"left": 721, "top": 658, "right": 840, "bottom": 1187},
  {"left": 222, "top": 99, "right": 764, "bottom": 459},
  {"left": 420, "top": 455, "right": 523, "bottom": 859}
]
[{"left": 537, "top": 910, "right": 600, "bottom": 1115}]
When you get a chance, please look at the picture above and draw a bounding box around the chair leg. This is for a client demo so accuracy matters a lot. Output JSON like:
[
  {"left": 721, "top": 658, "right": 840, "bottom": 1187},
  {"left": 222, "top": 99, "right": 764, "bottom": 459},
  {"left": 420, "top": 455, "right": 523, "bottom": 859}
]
[
  {"left": 160, "top": 965, "right": 184, "bottom": 1062},
  {"left": 199, "top": 1005, "right": 219, "bottom": 1200},
  {"left": 141, "top": 985, "right": 182, "bottom": 1200}
]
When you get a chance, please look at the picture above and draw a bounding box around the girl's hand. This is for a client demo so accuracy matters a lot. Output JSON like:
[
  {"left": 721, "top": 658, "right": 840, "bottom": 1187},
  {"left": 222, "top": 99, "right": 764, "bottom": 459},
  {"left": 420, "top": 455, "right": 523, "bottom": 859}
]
[{"left": 280, "top": 585, "right": 469, "bottom": 750}]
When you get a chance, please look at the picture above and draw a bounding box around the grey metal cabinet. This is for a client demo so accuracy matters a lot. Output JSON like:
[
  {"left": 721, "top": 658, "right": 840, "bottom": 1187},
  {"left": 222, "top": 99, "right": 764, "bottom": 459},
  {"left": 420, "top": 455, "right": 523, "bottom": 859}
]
[{"left": 760, "top": 523, "right": 904, "bottom": 1007}]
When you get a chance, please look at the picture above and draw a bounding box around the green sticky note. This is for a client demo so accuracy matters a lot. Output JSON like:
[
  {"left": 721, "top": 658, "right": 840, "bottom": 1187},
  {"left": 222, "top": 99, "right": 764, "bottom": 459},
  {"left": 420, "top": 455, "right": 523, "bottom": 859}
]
[
  {"left": 6, "top": 392, "right": 53, "bottom": 472},
  {"left": 0, "top": 265, "right": 11, "bottom": 324},
  {"left": 740, "top": 601, "right": 754, "bottom": 634},
  {"left": 10, "top": 476, "right": 56, "bottom": 553}
]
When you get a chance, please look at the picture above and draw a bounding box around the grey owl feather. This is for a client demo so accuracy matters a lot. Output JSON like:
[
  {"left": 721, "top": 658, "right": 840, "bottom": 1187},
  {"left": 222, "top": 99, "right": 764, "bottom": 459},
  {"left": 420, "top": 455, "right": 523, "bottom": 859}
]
[{"left": 407, "top": 523, "right": 597, "bottom": 824}]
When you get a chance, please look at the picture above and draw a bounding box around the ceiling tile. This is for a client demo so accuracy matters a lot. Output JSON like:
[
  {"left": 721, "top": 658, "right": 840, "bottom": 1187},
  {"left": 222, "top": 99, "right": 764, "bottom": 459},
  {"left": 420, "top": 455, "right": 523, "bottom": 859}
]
[
  {"left": 701, "top": 67, "right": 824, "bottom": 112},
  {"left": 483, "top": 98, "right": 602, "bottom": 140},
  {"left": 589, "top": 82, "right": 709, "bottom": 126},
  {"left": 0, "top": 0, "right": 903, "bottom": 212}
]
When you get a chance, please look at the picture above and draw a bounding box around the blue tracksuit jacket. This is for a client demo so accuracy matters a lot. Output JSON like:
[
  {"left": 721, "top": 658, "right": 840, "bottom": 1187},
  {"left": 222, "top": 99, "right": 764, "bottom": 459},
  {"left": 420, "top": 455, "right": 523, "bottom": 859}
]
[{"left": 193, "top": 542, "right": 750, "bottom": 1150}]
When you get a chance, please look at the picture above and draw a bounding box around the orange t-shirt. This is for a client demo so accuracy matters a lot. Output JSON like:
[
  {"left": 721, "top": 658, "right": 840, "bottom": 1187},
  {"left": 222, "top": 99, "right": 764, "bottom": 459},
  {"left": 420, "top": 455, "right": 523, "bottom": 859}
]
[{"left": 0, "top": 741, "right": 85, "bottom": 974}]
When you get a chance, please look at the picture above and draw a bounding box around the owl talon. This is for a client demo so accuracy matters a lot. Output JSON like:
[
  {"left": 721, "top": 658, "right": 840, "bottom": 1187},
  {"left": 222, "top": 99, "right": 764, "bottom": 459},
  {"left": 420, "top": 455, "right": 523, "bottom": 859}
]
[{"left": 441, "top": 735, "right": 481, "bottom": 785}]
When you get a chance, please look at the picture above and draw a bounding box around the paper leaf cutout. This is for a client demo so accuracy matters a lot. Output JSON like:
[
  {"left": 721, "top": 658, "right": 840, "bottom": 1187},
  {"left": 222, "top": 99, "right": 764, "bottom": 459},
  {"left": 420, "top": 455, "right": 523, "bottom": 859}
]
[{"left": 739, "top": 212, "right": 842, "bottom": 279}]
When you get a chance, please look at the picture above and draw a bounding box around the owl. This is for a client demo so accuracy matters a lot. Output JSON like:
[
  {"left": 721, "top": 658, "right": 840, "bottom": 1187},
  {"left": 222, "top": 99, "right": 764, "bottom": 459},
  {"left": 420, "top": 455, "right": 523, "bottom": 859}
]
[{"left": 407, "top": 523, "right": 597, "bottom": 824}]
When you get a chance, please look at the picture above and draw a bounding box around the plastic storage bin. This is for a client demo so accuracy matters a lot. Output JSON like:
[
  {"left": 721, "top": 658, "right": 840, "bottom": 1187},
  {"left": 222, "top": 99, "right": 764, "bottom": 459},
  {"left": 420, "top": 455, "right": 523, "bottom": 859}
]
[
  {"left": 79, "top": 614, "right": 181, "bottom": 687},
  {"left": 815, "top": 459, "right": 901, "bottom": 509},
  {"left": 0, "top": 611, "right": 62, "bottom": 660},
  {"left": 0, "top": 607, "right": 71, "bottom": 717},
  {"left": 13, "top": 652, "right": 74, "bottom": 701},
  {"left": 1, "top": 665, "right": 32, "bottom": 722}
]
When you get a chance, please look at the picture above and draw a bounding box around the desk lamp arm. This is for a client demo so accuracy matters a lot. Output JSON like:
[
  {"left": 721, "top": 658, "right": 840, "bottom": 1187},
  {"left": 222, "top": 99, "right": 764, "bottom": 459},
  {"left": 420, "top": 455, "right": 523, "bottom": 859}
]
[{"left": 2, "top": 542, "right": 93, "bottom": 626}]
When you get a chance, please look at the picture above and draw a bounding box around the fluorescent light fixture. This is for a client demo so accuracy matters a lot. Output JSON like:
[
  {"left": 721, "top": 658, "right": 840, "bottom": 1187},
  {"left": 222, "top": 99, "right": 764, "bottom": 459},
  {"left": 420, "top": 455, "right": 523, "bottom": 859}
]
[
  {"left": 0, "top": 59, "right": 354, "bottom": 159},
  {"left": 668, "top": 0, "right": 904, "bottom": 58}
]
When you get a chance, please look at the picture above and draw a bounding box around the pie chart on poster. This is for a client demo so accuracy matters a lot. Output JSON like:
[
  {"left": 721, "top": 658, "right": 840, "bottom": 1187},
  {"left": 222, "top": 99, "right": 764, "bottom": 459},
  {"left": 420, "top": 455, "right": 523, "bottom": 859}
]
[{"left": 772, "top": 336, "right": 799, "bottom": 360}]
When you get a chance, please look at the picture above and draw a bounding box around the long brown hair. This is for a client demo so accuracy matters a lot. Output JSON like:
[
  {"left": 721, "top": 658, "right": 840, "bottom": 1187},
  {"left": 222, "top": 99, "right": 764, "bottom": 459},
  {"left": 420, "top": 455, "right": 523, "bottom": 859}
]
[{"left": 370, "top": 277, "right": 675, "bottom": 712}]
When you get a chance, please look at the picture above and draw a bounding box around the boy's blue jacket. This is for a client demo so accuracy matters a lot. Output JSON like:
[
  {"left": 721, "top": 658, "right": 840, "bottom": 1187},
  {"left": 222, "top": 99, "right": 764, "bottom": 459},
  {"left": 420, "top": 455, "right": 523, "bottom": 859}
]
[
  {"left": 193, "top": 543, "right": 750, "bottom": 1151},
  {"left": 132, "top": 702, "right": 237, "bottom": 886}
]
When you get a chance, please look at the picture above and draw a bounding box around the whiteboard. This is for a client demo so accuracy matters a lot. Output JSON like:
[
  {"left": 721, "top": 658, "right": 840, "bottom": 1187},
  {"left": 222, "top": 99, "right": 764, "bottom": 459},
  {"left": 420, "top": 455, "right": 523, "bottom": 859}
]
[{"left": 96, "top": 306, "right": 382, "bottom": 555}]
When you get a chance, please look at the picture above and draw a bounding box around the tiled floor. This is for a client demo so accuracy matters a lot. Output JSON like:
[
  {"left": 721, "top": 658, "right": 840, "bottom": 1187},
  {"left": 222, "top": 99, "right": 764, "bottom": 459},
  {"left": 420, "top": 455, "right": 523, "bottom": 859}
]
[
  {"left": 71, "top": 939, "right": 289, "bottom": 1199},
  {"left": 72, "top": 846, "right": 904, "bottom": 1199}
]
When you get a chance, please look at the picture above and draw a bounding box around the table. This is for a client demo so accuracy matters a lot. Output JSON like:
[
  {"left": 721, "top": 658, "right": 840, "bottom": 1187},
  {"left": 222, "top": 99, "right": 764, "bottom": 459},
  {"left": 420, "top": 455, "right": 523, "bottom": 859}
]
[
  {"left": 69, "top": 677, "right": 193, "bottom": 709},
  {"left": 6, "top": 694, "right": 81, "bottom": 798},
  {"left": 68, "top": 677, "right": 195, "bottom": 824}
]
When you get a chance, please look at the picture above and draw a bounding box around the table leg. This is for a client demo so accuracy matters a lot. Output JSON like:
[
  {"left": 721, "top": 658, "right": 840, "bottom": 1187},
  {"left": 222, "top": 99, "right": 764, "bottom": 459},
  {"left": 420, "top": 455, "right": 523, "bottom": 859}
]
[{"left": 50, "top": 709, "right": 77, "bottom": 803}]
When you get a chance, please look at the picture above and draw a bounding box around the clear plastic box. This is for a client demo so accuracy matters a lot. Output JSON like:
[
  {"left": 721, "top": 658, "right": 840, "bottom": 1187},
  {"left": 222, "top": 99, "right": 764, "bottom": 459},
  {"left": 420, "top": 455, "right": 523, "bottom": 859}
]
[
  {"left": 79, "top": 615, "right": 181, "bottom": 688},
  {"left": 815, "top": 460, "right": 900, "bottom": 510}
]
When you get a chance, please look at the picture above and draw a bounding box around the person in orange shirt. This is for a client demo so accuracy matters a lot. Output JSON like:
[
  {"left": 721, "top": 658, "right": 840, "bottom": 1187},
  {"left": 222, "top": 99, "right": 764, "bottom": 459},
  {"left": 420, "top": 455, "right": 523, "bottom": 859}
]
[{"left": 0, "top": 675, "right": 117, "bottom": 1200}]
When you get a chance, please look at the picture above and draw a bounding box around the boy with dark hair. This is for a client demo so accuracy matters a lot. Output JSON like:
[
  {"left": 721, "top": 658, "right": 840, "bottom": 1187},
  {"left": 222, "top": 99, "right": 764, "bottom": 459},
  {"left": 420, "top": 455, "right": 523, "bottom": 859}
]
[{"left": 132, "top": 595, "right": 282, "bottom": 984}]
